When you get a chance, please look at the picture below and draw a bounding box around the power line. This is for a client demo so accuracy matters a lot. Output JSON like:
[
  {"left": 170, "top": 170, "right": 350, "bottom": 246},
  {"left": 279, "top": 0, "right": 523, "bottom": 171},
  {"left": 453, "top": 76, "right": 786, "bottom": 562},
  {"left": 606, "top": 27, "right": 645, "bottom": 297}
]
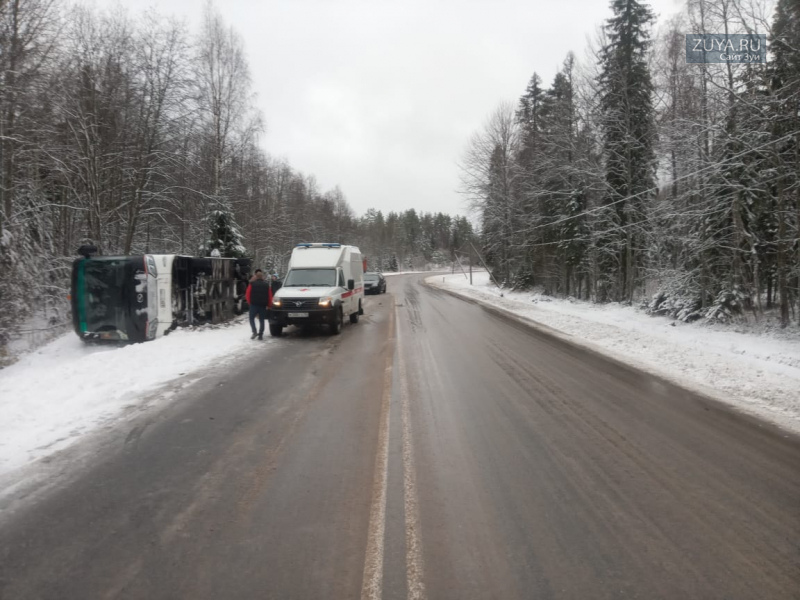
[
  {"left": 518, "top": 130, "right": 798, "bottom": 234},
  {"left": 515, "top": 169, "right": 796, "bottom": 248}
]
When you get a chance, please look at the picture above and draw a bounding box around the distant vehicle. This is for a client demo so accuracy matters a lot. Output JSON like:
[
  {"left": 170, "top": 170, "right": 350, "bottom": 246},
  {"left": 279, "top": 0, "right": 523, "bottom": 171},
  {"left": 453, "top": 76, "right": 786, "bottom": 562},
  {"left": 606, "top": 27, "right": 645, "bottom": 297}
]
[
  {"left": 364, "top": 272, "right": 386, "bottom": 295},
  {"left": 270, "top": 243, "right": 364, "bottom": 336},
  {"left": 70, "top": 247, "right": 250, "bottom": 343}
]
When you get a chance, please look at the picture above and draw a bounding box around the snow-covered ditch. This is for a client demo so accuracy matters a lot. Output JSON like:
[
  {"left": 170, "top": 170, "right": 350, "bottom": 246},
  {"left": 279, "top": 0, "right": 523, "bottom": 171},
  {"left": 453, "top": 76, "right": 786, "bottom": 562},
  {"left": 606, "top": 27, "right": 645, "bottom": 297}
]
[
  {"left": 427, "top": 271, "right": 800, "bottom": 435},
  {"left": 0, "top": 319, "right": 270, "bottom": 482}
]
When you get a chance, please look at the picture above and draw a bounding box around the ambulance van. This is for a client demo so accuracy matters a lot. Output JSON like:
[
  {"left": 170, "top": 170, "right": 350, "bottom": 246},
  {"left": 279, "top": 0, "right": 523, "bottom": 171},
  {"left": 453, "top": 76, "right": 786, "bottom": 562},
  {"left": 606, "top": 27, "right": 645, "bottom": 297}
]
[{"left": 269, "top": 243, "right": 364, "bottom": 336}]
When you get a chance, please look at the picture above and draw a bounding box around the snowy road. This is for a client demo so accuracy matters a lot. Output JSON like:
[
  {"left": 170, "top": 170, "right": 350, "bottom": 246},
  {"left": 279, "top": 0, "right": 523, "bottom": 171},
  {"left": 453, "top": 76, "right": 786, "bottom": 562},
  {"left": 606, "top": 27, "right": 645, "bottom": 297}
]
[{"left": 1, "top": 273, "right": 798, "bottom": 599}]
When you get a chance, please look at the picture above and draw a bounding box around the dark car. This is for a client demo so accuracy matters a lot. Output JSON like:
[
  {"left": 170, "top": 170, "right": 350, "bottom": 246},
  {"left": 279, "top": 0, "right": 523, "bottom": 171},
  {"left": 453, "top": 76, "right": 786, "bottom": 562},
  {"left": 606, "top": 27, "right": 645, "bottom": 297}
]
[{"left": 364, "top": 271, "right": 386, "bottom": 295}]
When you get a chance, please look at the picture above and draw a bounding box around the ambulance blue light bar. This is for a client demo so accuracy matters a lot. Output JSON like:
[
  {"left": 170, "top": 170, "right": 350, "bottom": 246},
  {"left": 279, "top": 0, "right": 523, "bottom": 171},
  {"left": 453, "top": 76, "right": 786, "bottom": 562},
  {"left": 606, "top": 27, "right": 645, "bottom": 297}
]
[{"left": 295, "top": 242, "right": 342, "bottom": 248}]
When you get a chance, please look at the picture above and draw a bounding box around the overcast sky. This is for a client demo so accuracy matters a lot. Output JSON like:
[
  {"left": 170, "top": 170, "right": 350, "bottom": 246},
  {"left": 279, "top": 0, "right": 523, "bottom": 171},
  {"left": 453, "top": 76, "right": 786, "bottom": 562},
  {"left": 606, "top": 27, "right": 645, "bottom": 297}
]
[{"left": 94, "top": 0, "right": 682, "bottom": 218}]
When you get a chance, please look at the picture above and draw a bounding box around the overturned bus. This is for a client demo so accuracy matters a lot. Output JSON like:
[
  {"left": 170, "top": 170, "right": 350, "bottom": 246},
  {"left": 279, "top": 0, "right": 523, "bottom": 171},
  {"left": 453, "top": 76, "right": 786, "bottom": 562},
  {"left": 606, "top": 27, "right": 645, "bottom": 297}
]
[{"left": 70, "top": 248, "right": 251, "bottom": 343}]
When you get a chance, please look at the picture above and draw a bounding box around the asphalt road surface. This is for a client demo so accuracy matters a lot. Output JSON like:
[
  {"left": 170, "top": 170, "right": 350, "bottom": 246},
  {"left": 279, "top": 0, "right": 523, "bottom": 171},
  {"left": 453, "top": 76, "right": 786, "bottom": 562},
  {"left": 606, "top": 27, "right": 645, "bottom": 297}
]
[{"left": 1, "top": 273, "right": 798, "bottom": 600}]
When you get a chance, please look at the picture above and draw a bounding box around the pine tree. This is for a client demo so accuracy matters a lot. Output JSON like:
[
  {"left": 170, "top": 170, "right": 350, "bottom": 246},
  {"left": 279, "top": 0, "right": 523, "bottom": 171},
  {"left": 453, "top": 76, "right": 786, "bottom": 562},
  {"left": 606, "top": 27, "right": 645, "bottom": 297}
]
[
  {"left": 202, "top": 208, "right": 246, "bottom": 258},
  {"left": 597, "top": 0, "right": 657, "bottom": 302},
  {"left": 514, "top": 72, "right": 546, "bottom": 289},
  {"left": 539, "top": 55, "right": 588, "bottom": 296},
  {"left": 517, "top": 72, "right": 545, "bottom": 168},
  {"left": 768, "top": 0, "right": 800, "bottom": 326}
]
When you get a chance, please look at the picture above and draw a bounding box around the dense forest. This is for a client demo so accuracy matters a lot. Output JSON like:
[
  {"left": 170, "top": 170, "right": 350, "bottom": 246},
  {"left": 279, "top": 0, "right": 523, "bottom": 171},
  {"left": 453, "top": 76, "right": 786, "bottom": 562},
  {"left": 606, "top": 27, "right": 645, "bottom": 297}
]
[
  {"left": 462, "top": 0, "right": 799, "bottom": 327},
  {"left": 0, "top": 1, "right": 473, "bottom": 360}
]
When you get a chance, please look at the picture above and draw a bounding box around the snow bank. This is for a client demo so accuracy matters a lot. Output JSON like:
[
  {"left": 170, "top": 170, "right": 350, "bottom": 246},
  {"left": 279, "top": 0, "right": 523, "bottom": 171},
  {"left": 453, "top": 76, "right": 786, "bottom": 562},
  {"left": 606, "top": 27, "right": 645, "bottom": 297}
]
[
  {"left": 427, "top": 272, "right": 800, "bottom": 434},
  {"left": 0, "top": 320, "right": 271, "bottom": 478},
  {"left": 383, "top": 271, "right": 430, "bottom": 276}
]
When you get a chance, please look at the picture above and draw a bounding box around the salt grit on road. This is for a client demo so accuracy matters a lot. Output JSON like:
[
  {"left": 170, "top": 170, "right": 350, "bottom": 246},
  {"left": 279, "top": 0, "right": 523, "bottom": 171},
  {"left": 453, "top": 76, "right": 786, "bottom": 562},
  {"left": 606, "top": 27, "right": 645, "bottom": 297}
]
[{"left": 427, "top": 271, "right": 800, "bottom": 435}]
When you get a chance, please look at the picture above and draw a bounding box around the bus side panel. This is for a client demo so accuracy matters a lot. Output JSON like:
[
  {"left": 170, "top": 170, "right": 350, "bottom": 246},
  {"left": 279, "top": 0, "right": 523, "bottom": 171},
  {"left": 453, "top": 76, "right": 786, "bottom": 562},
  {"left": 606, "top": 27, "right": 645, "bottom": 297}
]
[
  {"left": 209, "top": 258, "right": 235, "bottom": 324},
  {"left": 169, "top": 256, "right": 193, "bottom": 326},
  {"left": 234, "top": 258, "right": 251, "bottom": 314}
]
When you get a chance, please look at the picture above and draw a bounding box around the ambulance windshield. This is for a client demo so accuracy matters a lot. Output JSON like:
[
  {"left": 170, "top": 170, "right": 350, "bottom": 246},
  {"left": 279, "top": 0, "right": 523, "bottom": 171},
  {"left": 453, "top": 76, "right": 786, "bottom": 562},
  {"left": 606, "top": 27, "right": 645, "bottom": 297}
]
[{"left": 283, "top": 268, "right": 337, "bottom": 287}]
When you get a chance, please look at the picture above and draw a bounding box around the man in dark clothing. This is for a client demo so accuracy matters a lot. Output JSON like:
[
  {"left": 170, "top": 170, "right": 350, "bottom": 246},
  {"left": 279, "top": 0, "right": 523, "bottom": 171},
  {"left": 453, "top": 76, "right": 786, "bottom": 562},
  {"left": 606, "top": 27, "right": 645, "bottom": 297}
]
[
  {"left": 245, "top": 269, "right": 272, "bottom": 340},
  {"left": 270, "top": 273, "right": 282, "bottom": 295}
]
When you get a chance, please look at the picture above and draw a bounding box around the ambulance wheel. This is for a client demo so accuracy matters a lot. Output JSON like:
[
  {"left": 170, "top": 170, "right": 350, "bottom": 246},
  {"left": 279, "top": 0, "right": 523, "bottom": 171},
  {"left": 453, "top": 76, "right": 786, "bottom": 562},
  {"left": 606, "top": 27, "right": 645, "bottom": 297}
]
[
  {"left": 350, "top": 309, "right": 359, "bottom": 324},
  {"left": 269, "top": 324, "right": 283, "bottom": 337},
  {"left": 331, "top": 307, "right": 343, "bottom": 335}
]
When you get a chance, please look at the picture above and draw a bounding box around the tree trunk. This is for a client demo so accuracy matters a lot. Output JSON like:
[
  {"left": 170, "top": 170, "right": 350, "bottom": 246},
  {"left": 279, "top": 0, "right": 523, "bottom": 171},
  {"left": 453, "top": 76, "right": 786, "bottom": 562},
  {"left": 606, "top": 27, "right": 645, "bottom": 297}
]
[
  {"left": 776, "top": 181, "right": 789, "bottom": 327},
  {"left": 766, "top": 272, "right": 772, "bottom": 309},
  {"left": 123, "top": 187, "right": 143, "bottom": 255},
  {"left": 732, "top": 194, "right": 744, "bottom": 295},
  {"left": 1, "top": 0, "right": 22, "bottom": 231}
]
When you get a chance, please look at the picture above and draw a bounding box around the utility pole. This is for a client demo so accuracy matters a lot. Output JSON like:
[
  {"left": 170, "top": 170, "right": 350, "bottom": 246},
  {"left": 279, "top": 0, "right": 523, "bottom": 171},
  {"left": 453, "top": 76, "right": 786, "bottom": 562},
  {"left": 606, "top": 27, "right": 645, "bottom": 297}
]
[
  {"left": 453, "top": 250, "right": 469, "bottom": 281},
  {"left": 469, "top": 241, "right": 503, "bottom": 296}
]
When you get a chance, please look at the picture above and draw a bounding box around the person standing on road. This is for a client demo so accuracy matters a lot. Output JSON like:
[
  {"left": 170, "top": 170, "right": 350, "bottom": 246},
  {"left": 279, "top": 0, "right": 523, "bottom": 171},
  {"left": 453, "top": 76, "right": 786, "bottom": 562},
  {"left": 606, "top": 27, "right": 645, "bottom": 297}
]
[
  {"left": 246, "top": 269, "right": 272, "bottom": 340},
  {"left": 270, "top": 273, "right": 282, "bottom": 295}
]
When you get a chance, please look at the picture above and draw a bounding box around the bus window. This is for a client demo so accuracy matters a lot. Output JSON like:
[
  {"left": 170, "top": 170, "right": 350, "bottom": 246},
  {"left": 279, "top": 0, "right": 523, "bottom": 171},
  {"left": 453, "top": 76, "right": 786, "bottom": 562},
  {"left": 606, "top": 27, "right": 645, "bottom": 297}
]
[{"left": 81, "top": 259, "right": 130, "bottom": 338}]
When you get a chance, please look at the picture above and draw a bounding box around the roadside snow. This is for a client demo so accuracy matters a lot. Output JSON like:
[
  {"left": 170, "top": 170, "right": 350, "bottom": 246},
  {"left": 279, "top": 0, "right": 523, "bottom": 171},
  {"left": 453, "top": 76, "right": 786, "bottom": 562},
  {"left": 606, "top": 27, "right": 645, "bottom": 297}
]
[
  {"left": 383, "top": 271, "right": 430, "bottom": 276},
  {"left": 0, "top": 320, "right": 270, "bottom": 479},
  {"left": 427, "top": 271, "right": 800, "bottom": 434},
  {"left": 7, "top": 313, "right": 69, "bottom": 357}
]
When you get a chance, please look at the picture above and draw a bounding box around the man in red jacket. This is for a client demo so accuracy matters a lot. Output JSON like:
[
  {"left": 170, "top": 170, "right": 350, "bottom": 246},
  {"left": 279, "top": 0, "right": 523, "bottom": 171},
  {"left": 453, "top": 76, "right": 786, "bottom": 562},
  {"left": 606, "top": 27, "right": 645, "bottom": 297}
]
[{"left": 245, "top": 269, "right": 272, "bottom": 340}]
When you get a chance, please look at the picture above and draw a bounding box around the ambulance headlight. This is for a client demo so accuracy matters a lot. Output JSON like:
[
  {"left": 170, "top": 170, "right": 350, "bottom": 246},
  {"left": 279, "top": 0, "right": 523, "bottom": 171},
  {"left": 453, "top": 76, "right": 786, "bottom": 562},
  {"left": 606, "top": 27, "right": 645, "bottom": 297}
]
[
  {"left": 318, "top": 296, "right": 332, "bottom": 307},
  {"left": 272, "top": 298, "right": 282, "bottom": 307}
]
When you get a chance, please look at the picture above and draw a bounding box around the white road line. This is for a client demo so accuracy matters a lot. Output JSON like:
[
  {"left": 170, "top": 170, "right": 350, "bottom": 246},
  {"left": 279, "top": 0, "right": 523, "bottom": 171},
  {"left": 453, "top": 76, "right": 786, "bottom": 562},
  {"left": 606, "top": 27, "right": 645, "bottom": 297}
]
[
  {"left": 360, "top": 312, "right": 395, "bottom": 600},
  {"left": 397, "top": 322, "right": 427, "bottom": 600}
]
